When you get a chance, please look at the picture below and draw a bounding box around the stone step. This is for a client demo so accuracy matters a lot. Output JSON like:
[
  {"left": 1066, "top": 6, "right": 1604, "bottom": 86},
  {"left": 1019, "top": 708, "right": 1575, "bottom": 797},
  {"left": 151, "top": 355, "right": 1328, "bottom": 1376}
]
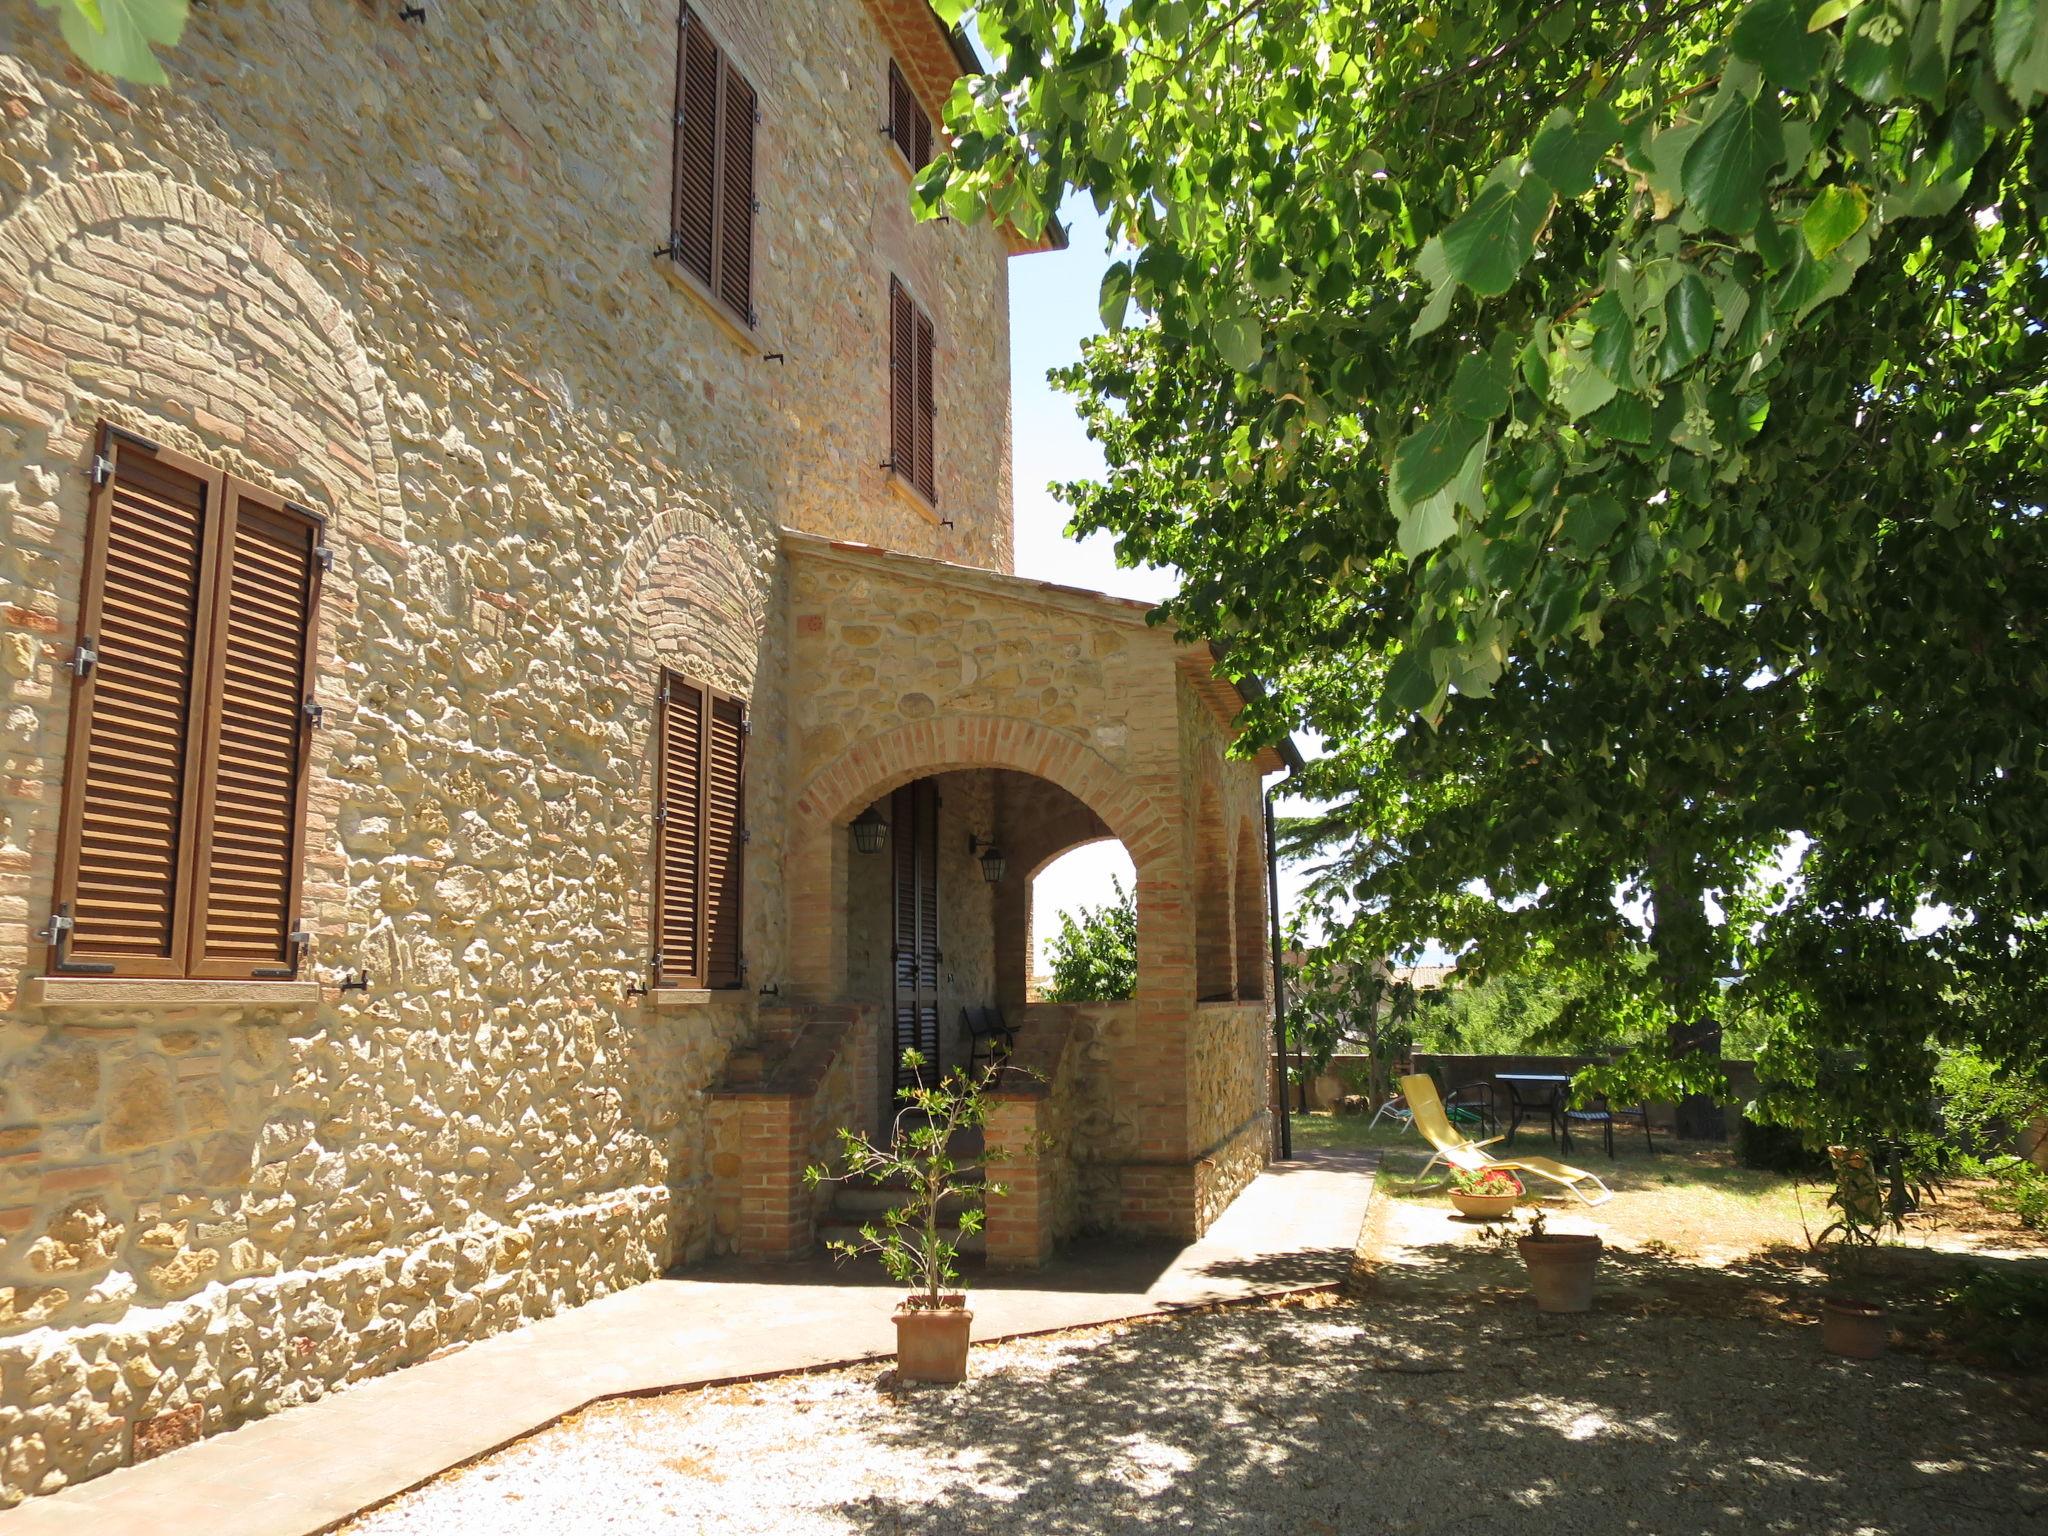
[{"left": 815, "top": 1219, "right": 985, "bottom": 1258}]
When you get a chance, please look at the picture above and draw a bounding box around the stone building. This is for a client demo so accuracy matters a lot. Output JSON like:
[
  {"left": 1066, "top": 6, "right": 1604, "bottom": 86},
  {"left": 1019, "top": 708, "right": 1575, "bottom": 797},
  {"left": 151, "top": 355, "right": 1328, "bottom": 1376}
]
[{"left": 0, "top": 0, "right": 1287, "bottom": 1503}]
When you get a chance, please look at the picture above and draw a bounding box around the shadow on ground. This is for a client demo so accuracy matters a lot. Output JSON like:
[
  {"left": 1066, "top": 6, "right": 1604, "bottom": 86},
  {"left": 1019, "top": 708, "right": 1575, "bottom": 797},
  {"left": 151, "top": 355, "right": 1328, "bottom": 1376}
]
[{"left": 837, "top": 1258, "right": 2048, "bottom": 1534}]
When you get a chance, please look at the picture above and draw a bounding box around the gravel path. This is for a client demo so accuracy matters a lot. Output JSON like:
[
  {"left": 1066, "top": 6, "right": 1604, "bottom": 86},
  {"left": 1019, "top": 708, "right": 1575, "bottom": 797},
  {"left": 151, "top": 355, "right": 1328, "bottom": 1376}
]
[{"left": 339, "top": 1289, "right": 2046, "bottom": 1536}]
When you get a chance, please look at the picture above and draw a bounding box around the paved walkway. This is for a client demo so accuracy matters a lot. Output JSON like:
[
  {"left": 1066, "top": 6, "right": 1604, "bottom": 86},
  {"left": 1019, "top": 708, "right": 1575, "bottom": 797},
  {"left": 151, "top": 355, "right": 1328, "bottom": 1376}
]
[{"left": 0, "top": 1148, "right": 1374, "bottom": 1536}]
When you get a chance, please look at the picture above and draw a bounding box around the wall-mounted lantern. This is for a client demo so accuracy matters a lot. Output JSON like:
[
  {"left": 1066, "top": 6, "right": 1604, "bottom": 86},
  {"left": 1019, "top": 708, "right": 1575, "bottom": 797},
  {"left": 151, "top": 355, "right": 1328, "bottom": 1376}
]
[
  {"left": 850, "top": 805, "right": 887, "bottom": 855},
  {"left": 967, "top": 833, "right": 1007, "bottom": 885}
]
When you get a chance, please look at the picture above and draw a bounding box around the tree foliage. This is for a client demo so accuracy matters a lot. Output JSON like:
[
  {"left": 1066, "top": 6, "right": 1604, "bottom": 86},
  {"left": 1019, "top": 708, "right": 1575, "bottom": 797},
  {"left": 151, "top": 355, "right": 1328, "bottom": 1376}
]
[
  {"left": 927, "top": 0, "right": 2048, "bottom": 1138},
  {"left": 33, "top": 0, "right": 187, "bottom": 84},
  {"left": 1042, "top": 876, "right": 1139, "bottom": 1002}
]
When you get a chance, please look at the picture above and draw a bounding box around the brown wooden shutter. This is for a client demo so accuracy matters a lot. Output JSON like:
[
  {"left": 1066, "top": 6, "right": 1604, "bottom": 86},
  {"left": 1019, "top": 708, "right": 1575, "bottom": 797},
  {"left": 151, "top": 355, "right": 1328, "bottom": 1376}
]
[
  {"left": 49, "top": 431, "right": 219, "bottom": 976},
  {"left": 888, "top": 61, "right": 914, "bottom": 160},
  {"left": 912, "top": 95, "right": 933, "bottom": 172},
  {"left": 654, "top": 671, "right": 705, "bottom": 988},
  {"left": 703, "top": 691, "right": 746, "bottom": 989},
  {"left": 913, "top": 309, "right": 937, "bottom": 504},
  {"left": 889, "top": 277, "right": 915, "bottom": 480},
  {"left": 716, "top": 65, "right": 756, "bottom": 323},
  {"left": 185, "top": 488, "right": 322, "bottom": 978},
  {"left": 672, "top": 5, "right": 720, "bottom": 289}
]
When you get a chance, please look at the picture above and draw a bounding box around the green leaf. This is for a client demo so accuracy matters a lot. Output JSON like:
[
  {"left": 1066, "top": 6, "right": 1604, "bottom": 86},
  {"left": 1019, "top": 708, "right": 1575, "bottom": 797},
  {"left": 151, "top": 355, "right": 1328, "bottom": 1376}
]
[
  {"left": 1212, "top": 312, "right": 1265, "bottom": 372},
  {"left": 1448, "top": 350, "right": 1513, "bottom": 420},
  {"left": 1589, "top": 291, "right": 1638, "bottom": 386},
  {"left": 1439, "top": 170, "right": 1554, "bottom": 297},
  {"left": 1801, "top": 183, "right": 1871, "bottom": 257},
  {"left": 1659, "top": 272, "right": 1716, "bottom": 378},
  {"left": 1529, "top": 101, "right": 1623, "bottom": 198},
  {"left": 37, "top": 0, "right": 186, "bottom": 84},
  {"left": 1098, "top": 261, "right": 1133, "bottom": 331},
  {"left": 1381, "top": 650, "right": 1436, "bottom": 715},
  {"left": 1393, "top": 411, "right": 1487, "bottom": 506},
  {"left": 1563, "top": 494, "right": 1628, "bottom": 554},
  {"left": 1991, "top": 0, "right": 2048, "bottom": 106},
  {"left": 1680, "top": 88, "right": 1788, "bottom": 234},
  {"left": 1396, "top": 485, "right": 1461, "bottom": 561},
  {"left": 1841, "top": 3, "right": 1913, "bottom": 100},
  {"left": 1733, "top": 0, "right": 1832, "bottom": 86}
]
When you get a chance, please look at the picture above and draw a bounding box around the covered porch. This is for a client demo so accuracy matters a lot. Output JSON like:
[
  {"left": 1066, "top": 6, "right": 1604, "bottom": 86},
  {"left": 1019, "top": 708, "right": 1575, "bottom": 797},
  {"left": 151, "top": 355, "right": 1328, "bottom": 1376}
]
[{"left": 706, "top": 532, "right": 1290, "bottom": 1264}]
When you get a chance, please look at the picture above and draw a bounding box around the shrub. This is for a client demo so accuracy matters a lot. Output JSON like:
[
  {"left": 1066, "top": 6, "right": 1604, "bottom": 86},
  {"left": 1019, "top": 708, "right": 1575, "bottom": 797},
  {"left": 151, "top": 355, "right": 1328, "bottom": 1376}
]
[
  {"left": 1949, "top": 1269, "right": 2048, "bottom": 1371},
  {"left": 1043, "top": 876, "right": 1137, "bottom": 1003}
]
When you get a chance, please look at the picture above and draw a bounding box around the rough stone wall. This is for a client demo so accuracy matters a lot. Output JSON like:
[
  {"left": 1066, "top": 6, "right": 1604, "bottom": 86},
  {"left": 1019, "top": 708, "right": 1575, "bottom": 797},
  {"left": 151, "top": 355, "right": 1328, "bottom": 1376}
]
[
  {"left": 1188, "top": 1001, "right": 1270, "bottom": 1157},
  {"left": 0, "top": 0, "right": 1013, "bottom": 1503}
]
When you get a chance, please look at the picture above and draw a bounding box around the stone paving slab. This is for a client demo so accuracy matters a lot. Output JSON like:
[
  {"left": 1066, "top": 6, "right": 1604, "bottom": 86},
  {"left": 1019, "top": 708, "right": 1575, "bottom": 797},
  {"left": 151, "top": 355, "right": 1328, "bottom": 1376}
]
[{"left": 1, "top": 1149, "right": 1374, "bottom": 1536}]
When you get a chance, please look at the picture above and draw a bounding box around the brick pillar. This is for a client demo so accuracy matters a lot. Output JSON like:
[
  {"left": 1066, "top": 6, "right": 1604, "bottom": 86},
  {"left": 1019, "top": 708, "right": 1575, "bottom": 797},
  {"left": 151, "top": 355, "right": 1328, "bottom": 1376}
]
[
  {"left": 733, "top": 1095, "right": 811, "bottom": 1260},
  {"left": 983, "top": 1095, "right": 1052, "bottom": 1268}
]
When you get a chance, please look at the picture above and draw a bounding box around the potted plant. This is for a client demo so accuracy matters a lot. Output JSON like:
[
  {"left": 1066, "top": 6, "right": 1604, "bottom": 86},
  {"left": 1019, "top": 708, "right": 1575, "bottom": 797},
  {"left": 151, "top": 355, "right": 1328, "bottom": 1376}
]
[
  {"left": 806, "top": 1050, "right": 1006, "bottom": 1384},
  {"left": 1513, "top": 1210, "right": 1603, "bottom": 1313},
  {"left": 1449, "top": 1165, "right": 1524, "bottom": 1220},
  {"left": 1816, "top": 1144, "right": 1895, "bottom": 1359}
]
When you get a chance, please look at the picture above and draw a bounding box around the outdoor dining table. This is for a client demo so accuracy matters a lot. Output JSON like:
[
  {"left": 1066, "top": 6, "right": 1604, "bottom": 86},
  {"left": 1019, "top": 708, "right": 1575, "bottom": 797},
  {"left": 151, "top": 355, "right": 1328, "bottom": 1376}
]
[{"left": 1494, "top": 1073, "right": 1572, "bottom": 1148}]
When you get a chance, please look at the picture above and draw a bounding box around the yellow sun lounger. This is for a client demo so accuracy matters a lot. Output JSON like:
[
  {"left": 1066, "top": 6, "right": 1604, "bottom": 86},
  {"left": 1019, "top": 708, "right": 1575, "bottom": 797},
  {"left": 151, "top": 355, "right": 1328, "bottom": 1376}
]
[{"left": 1399, "top": 1073, "right": 1612, "bottom": 1207}]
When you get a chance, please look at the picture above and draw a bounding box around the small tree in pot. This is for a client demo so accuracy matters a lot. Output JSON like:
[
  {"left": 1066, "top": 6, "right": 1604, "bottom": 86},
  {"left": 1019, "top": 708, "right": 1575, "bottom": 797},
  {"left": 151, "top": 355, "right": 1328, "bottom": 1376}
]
[{"left": 806, "top": 1050, "right": 1008, "bottom": 1383}]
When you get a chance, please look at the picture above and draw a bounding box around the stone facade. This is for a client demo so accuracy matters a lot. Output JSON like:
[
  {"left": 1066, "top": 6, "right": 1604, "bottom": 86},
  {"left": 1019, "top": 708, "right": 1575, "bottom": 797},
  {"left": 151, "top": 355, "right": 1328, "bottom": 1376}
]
[{"left": 0, "top": 0, "right": 1277, "bottom": 1505}]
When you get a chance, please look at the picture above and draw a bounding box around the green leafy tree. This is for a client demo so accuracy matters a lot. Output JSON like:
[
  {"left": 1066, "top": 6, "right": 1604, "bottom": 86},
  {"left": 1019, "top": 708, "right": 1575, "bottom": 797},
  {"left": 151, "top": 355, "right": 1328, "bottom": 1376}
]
[
  {"left": 924, "top": 0, "right": 2048, "bottom": 1149},
  {"left": 34, "top": 0, "right": 187, "bottom": 84},
  {"left": 1288, "top": 939, "right": 1417, "bottom": 1107},
  {"left": 1042, "top": 875, "right": 1138, "bottom": 1002}
]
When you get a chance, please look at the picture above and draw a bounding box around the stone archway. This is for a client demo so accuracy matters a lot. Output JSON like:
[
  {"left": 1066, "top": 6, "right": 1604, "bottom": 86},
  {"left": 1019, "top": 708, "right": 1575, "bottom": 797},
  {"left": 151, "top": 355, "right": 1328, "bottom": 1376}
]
[{"left": 788, "top": 715, "right": 1182, "bottom": 1002}]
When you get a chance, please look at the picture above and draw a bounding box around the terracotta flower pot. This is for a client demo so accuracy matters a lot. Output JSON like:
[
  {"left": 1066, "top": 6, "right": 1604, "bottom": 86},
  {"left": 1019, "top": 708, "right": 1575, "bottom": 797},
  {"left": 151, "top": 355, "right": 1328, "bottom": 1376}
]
[
  {"left": 1820, "top": 1298, "right": 1888, "bottom": 1360},
  {"left": 894, "top": 1294, "right": 972, "bottom": 1383},
  {"left": 1517, "top": 1233, "right": 1602, "bottom": 1313},
  {"left": 1450, "top": 1191, "right": 1519, "bottom": 1221}
]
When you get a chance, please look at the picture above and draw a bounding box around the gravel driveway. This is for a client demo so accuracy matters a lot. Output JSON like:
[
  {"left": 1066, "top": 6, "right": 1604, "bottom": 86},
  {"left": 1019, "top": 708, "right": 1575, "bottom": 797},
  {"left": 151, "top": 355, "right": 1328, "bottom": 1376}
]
[{"left": 339, "top": 1286, "right": 2045, "bottom": 1536}]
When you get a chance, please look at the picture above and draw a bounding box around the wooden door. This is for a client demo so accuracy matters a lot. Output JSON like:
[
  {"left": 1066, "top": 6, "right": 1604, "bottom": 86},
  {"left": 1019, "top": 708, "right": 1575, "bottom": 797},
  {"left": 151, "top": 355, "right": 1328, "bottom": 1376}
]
[{"left": 890, "top": 780, "right": 940, "bottom": 1098}]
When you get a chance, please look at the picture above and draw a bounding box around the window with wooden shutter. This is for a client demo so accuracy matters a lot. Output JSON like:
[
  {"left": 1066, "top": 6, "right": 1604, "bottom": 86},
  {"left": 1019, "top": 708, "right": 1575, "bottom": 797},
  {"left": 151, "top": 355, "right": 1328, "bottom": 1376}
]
[
  {"left": 653, "top": 670, "right": 747, "bottom": 990},
  {"left": 47, "top": 425, "right": 323, "bottom": 981},
  {"left": 668, "top": 5, "right": 757, "bottom": 328},
  {"left": 887, "top": 60, "right": 932, "bottom": 172},
  {"left": 887, "top": 276, "right": 938, "bottom": 507}
]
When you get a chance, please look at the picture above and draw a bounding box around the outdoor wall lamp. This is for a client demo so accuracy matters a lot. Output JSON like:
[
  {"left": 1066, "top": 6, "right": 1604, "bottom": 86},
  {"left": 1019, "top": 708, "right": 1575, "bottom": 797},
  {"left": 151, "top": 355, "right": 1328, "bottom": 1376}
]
[
  {"left": 850, "top": 805, "right": 887, "bottom": 854},
  {"left": 967, "top": 834, "right": 1007, "bottom": 885}
]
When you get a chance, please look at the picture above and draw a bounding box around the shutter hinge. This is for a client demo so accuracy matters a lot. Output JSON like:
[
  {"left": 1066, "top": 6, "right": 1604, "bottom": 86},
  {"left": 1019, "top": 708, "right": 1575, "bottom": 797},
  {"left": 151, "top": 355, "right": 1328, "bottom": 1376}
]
[
  {"left": 91, "top": 454, "right": 114, "bottom": 487},
  {"left": 653, "top": 232, "right": 681, "bottom": 261},
  {"left": 38, "top": 903, "right": 111, "bottom": 975},
  {"left": 314, "top": 544, "right": 335, "bottom": 571},
  {"left": 654, "top": 807, "right": 668, "bottom": 824},
  {"left": 65, "top": 640, "right": 98, "bottom": 679},
  {"left": 289, "top": 924, "right": 312, "bottom": 954},
  {"left": 740, "top": 826, "right": 752, "bottom": 844},
  {"left": 675, "top": 108, "right": 688, "bottom": 129},
  {"left": 302, "top": 698, "right": 325, "bottom": 729},
  {"left": 739, "top": 714, "right": 752, "bottom": 737}
]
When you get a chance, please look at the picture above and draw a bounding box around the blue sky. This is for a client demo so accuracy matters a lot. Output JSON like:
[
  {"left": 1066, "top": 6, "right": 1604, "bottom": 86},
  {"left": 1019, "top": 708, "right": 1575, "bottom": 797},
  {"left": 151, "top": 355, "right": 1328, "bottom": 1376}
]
[{"left": 1006, "top": 198, "right": 1320, "bottom": 970}]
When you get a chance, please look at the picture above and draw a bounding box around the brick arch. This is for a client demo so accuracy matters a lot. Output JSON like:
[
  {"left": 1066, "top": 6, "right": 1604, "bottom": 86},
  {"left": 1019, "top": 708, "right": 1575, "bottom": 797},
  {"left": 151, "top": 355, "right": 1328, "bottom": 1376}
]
[
  {"left": 0, "top": 170, "right": 401, "bottom": 539},
  {"left": 618, "top": 504, "right": 772, "bottom": 698},
  {"left": 787, "top": 716, "right": 1182, "bottom": 998},
  {"left": 1233, "top": 815, "right": 1268, "bottom": 1001},
  {"left": 1192, "top": 776, "right": 1232, "bottom": 1001}
]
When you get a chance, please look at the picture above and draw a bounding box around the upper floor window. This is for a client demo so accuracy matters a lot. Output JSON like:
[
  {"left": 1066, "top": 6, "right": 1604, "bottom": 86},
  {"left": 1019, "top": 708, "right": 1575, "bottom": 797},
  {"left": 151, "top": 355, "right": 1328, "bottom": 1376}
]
[
  {"left": 886, "top": 60, "right": 932, "bottom": 172},
  {"left": 46, "top": 425, "right": 324, "bottom": 980},
  {"left": 655, "top": 670, "right": 747, "bottom": 990},
  {"left": 888, "top": 276, "right": 937, "bottom": 507},
  {"left": 669, "top": 5, "right": 757, "bottom": 328}
]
